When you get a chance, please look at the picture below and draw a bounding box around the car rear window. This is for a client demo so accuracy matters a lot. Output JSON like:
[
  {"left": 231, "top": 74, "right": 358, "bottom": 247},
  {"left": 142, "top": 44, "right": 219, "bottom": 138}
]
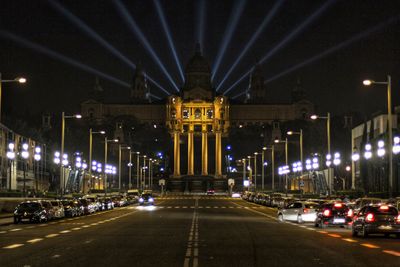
[
  {"left": 19, "top": 202, "right": 40, "bottom": 208},
  {"left": 369, "top": 207, "right": 398, "bottom": 215},
  {"left": 305, "top": 204, "right": 317, "bottom": 209}
]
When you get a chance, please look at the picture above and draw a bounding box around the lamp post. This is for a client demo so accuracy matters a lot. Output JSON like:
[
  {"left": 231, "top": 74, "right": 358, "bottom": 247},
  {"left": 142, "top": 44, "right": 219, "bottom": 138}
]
[
  {"left": 88, "top": 129, "right": 105, "bottom": 191},
  {"left": 135, "top": 152, "right": 140, "bottom": 189},
  {"left": 311, "top": 113, "right": 332, "bottom": 195},
  {"left": 242, "top": 158, "right": 246, "bottom": 190},
  {"left": 118, "top": 145, "right": 131, "bottom": 191},
  {"left": 34, "top": 146, "right": 42, "bottom": 193},
  {"left": 363, "top": 75, "right": 393, "bottom": 197},
  {"left": 287, "top": 129, "right": 303, "bottom": 166},
  {"left": 104, "top": 137, "right": 118, "bottom": 195},
  {"left": 21, "top": 143, "right": 29, "bottom": 197},
  {"left": 0, "top": 73, "right": 26, "bottom": 122},
  {"left": 6, "top": 142, "right": 16, "bottom": 191},
  {"left": 263, "top": 146, "right": 275, "bottom": 191},
  {"left": 60, "top": 112, "right": 81, "bottom": 196},
  {"left": 254, "top": 152, "right": 258, "bottom": 191},
  {"left": 127, "top": 152, "right": 133, "bottom": 189},
  {"left": 275, "top": 138, "right": 288, "bottom": 194}
]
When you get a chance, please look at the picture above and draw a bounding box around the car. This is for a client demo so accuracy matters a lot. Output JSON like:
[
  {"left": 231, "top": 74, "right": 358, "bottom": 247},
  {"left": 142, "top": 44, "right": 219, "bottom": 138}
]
[
  {"left": 139, "top": 193, "right": 154, "bottom": 205},
  {"left": 99, "top": 197, "right": 114, "bottom": 210},
  {"left": 40, "top": 200, "right": 56, "bottom": 220},
  {"left": 61, "top": 200, "right": 80, "bottom": 217},
  {"left": 127, "top": 189, "right": 140, "bottom": 200},
  {"left": 278, "top": 201, "right": 318, "bottom": 223},
  {"left": 315, "top": 202, "right": 352, "bottom": 228},
  {"left": 231, "top": 192, "right": 241, "bottom": 198},
  {"left": 352, "top": 204, "right": 400, "bottom": 238},
  {"left": 351, "top": 198, "right": 383, "bottom": 216},
  {"left": 78, "top": 199, "right": 96, "bottom": 215},
  {"left": 83, "top": 196, "right": 102, "bottom": 212},
  {"left": 206, "top": 189, "right": 215, "bottom": 195},
  {"left": 14, "top": 201, "right": 50, "bottom": 223},
  {"left": 50, "top": 200, "right": 65, "bottom": 219}
]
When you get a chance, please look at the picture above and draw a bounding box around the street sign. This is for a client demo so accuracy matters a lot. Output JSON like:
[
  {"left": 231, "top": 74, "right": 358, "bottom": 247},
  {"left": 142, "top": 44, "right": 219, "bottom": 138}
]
[
  {"left": 228, "top": 178, "right": 235, "bottom": 186},
  {"left": 159, "top": 179, "right": 165, "bottom": 186},
  {"left": 300, "top": 180, "right": 305, "bottom": 187}
]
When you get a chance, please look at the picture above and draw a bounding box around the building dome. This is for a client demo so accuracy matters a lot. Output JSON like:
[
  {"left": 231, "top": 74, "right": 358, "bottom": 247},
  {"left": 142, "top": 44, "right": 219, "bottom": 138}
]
[{"left": 183, "top": 44, "right": 212, "bottom": 95}]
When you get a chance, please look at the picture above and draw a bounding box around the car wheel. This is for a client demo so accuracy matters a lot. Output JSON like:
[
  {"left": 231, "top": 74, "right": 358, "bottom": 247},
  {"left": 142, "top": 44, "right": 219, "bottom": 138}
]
[
  {"left": 13, "top": 217, "right": 19, "bottom": 224},
  {"left": 351, "top": 227, "right": 358, "bottom": 237},
  {"left": 360, "top": 225, "right": 368, "bottom": 238},
  {"left": 278, "top": 214, "right": 284, "bottom": 222},
  {"left": 297, "top": 215, "right": 303, "bottom": 224}
]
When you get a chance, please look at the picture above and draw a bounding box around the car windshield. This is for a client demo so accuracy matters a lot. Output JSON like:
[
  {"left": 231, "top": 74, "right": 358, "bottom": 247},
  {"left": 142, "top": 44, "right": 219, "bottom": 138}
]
[
  {"left": 18, "top": 202, "right": 40, "bottom": 209},
  {"left": 142, "top": 194, "right": 152, "bottom": 198}
]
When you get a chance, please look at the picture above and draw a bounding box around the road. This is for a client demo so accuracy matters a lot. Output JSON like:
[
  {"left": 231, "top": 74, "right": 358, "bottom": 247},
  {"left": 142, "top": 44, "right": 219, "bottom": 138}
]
[{"left": 0, "top": 196, "right": 399, "bottom": 267}]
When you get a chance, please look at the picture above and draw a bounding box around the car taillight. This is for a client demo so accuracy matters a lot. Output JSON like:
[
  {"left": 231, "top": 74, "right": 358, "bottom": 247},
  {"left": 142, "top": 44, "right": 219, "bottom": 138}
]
[
  {"left": 379, "top": 205, "right": 389, "bottom": 210},
  {"left": 347, "top": 209, "right": 353, "bottom": 217},
  {"left": 396, "top": 214, "right": 400, "bottom": 223},
  {"left": 303, "top": 208, "right": 309, "bottom": 213},
  {"left": 334, "top": 203, "right": 343, "bottom": 208},
  {"left": 323, "top": 209, "right": 331, "bottom": 217},
  {"left": 365, "top": 213, "right": 375, "bottom": 222}
]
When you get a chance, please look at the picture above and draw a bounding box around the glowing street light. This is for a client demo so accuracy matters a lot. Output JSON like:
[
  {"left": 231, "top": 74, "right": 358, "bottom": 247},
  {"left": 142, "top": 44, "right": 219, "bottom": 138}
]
[
  {"left": 377, "top": 140, "right": 385, "bottom": 157},
  {"left": 364, "top": 144, "right": 372, "bottom": 159},
  {"left": 326, "top": 154, "right": 332, "bottom": 167},
  {"left": 393, "top": 136, "right": 400, "bottom": 154},
  {"left": 333, "top": 152, "right": 341, "bottom": 166}
]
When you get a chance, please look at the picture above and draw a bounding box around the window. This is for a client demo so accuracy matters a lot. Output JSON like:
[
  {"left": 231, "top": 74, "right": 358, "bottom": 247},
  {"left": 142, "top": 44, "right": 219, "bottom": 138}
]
[
  {"left": 293, "top": 203, "right": 303, "bottom": 209},
  {"left": 207, "top": 109, "right": 213, "bottom": 119},
  {"left": 195, "top": 108, "right": 201, "bottom": 119},
  {"left": 183, "top": 109, "right": 189, "bottom": 119},
  {"left": 171, "top": 108, "right": 176, "bottom": 119}
]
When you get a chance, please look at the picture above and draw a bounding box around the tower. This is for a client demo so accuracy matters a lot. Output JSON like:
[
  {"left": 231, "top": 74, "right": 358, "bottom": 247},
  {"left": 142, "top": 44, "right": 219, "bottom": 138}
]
[
  {"left": 131, "top": 64, "right": 150, "bottom": 103},
  {"left": 247, "top": 64, "right": 266, "bottom": 103},
  {"left": 291, "top": 78, "right": 306, "bottom": 103},
  {"left": 89, "top": 77, "right": 104, "bottom": 102}
]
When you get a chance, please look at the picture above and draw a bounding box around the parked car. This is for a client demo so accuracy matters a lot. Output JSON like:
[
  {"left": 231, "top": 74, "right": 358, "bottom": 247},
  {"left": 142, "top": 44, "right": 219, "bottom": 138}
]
[
  {"left": 61, "top": 200, "right": 80, "bottom": 217},
  {"left": 50, "top": 200, "right": 65, "bottom": 219},
  {"left": 315, "top": 202, "right": 352, "bottom": 228},
  {"left": 206, "top": 189, "right": 215, "bottom": 195},
  {"left": 83, "top": 196, "right": 102, "bottom": 212},
  {"left": 352, "top": 204, "right": 400, "bottom": 238},
  {"left": 40, "top": 200, "right": 56, "bottom": 220},
  {"left": 99, "top": 197, "right": 114, "bottom": 210},
  {"left": 127, "top": 189, "right": 140, "bottom": 202},
  {"left": 78, "top": 199, "right": 96, "bottom": 215},
  {"left": 278, "top": 201, "right": 318, "bottom": 223},
  {"left": 14, "top": 201, "right": 50, "bottom": 223},
  {"left": 139, "top": 193, "right": 154, "bottom": 205}
]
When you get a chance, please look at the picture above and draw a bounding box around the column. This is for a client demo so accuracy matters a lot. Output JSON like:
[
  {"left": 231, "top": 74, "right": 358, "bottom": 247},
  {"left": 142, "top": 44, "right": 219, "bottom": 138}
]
[
  {"left": 187, "top": 126, "right": 194, "bottom": 175},
  {"left": 173, "top": 131, "right": 180, "bottom": 176},
  {"left": 202, "top": 130, "right": 208, "bottom": 175},
  {"left": 215, "top": 131, "right": 222, "bottom": 177}
]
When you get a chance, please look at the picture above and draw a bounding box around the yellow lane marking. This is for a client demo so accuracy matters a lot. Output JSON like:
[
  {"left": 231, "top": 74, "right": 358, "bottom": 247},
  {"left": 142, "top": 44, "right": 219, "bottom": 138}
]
[
  {"left": 317, "top": 231, "right": 328, "bottom": 234},
  {"left": 27, "top": 238, "right": 43, "bottom": 243},
  {"left": 361, "top": 243, "right": 380, "bottom": 249},
  {"left": 46, "top": 233, "right": 59, "bottom": 238},
  {"left": 383, "top": 250, "right": 400, "bottom": 257},
  {"left": 82, "top": 225, "right": 91, "bottom": 228},
  {"left": 342, "top": 238, "right": 358, "bottom": 243},
  {"left": 3, "top": 243, "right": 24, "bottom": 249},
  {"left": 72, "top": 227, "right": 82, "bottom": 231},
  {"left": 328, "top": 234, "right": 342, "bottom": 238}
]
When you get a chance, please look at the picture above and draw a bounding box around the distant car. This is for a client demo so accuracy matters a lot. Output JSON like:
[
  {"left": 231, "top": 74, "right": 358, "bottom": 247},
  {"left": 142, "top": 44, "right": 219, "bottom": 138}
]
[
  {"left": 14, "top": 201, "right": 50, "bottom": 223},
  {"left": 278, "top": 202, "right": 318, "bottom": 223},
  {"left": 127, "top": 189, "right": 140, "bottom": 200},
  {"left": 50, "top": 200, "right": 65, "bottom": 219},
  {"left": 206, "top": 189, "right": 215, "bottom": 195},
  {"left": 315, "top": 202, "right": 352, "bottom": 228},
  {"left": 351, "top": 198, "right": 383, "bottom": 216},
  {"left": 352, "top": 204, "right": 400, "bottom": 238},
  {"left": 78, "top": 199, "right": 96, "bottom": 215},
  {"left": 40, "top": 200, "right": 56, "bottom": 220},
  {"left": 139, "top": 193, "right": 154, "bottom": 205},
  {"left": 99, "top": 198, "right": 114, "bottom": 210},
  {"left": 231, "top": 192, "right": 241, "bottom": 198},
  {"left": 83, "top": 196, "right": 102, "bottom": 212},
  {"left": 61, "top": 200, "right": 80, "bottom": 217}
]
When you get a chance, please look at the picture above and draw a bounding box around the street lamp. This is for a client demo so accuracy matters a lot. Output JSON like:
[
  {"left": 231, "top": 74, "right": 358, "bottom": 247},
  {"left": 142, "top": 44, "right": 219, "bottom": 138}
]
[
  {"left": 274, "top": 137, "right": 289, "bottom": 194},
  {"left": 363, "top": 75, "right": 393, "bottom": 196},
  {"left": 34, "top": 146, "right": 41, "bottom": 192},
  {"left": 311, "top": 112, "right": 332, "bottom": 195},
  {"left": 88, "top": 129, "right": 105, "bottom": 190},
  {"left": 104, "top": 137, "right": 118, "bottom": 194},
  {"left": 118, "top": 145, "right": 131, "bottom": 191},
  {"left": 0, "top": 73, "right": 27, "bottom": 122},
  {"left": 287, "top": 129, "right": 303, "bottom": 166},
  {"left": 6, "top": 142, "right": 16, "bottom": 190},
  {"left": 21, "top": 143, "right": 29, "bottom": 197},
  {"left": 254, "top": 152, "right": 258, "bottom": 191},
  {"left": 60, "top": 112, "right": 81, "bottom": 196}
]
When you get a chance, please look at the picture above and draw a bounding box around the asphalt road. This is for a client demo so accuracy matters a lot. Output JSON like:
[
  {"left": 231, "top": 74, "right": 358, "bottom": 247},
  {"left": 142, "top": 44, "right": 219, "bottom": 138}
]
[{"left": 0, "top": 196, "right": 399, "bottom": 267}]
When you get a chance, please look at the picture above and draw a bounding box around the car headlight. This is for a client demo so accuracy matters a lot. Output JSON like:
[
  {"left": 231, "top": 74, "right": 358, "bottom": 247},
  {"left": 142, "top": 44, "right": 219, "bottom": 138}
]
[
  {"left": 149, "top": 198, "right": 154, "bottom": 202},
  {"left": 139, "top": 198, "right": 144, "bottom": 202}
]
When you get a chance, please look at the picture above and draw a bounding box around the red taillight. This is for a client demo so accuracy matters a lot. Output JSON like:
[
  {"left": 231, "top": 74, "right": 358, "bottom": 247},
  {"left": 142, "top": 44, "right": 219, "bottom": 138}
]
[
  {"left": 303, "top": 208, "right": 309, "bottom": 213},
  {"left": 334, "top": 203, "right": 343, "bottom": 208},
  {"left": 365, "top": 213, "right": 375, "bottom": 222},
  {"left": 379, "top": 205, "right": 389, "bottom": 210},
  {"left": 396, "top": 214, "right": 400, "bottom": 223},
  {"left": 347, "top": 209, "right": 354, "bottom": 217},
  {"left": 323, "top": 209, "right": 331, "bottom": 217}
]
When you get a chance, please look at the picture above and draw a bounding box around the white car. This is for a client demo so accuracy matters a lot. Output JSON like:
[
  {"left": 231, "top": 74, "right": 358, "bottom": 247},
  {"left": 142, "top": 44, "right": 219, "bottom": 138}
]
[{"left": 278, "top": 201, "right": 318, "bottom": 223}]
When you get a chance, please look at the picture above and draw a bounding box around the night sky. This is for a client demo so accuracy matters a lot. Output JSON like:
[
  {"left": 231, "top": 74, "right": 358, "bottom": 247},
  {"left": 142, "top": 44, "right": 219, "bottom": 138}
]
[{"left": 1, "top": 0, "right": 400, "bottom": 119}]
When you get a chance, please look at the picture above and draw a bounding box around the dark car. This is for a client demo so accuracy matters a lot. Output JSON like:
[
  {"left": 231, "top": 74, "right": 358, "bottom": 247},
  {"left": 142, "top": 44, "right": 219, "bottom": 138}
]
[
  {"left": 352, "top": 205, "right": 400, "bottom": 238},
  {"left": 139, "top": 193, "right": 154, "bottom": 205},
  {"left": 99, "top": 197, "right": 114, "bottom": 210},
  {"left": 206, "top": 189, "right": 215, "bottom": 195},
  {"left": 314, "top": 202, "right": 352, "bottom": 228},
  {"left": 14, "top": 201, "right": 50, "bottom": 223},
  {"left": 61, "top": 200, "right": 80, "bottom": 217}
]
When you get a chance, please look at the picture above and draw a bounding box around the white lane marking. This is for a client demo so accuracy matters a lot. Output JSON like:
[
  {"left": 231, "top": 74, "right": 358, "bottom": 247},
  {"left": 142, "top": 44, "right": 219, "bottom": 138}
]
[
  {"left": 383, "top": 250, "right": 400, "bottom": 257},
  {"left": 3, "top": 243, "right": 24, "bottom": 249},
  {"left": 52, "top": 254, "right": 61, "bottom": 258},
  {"left": 60, "top": 230, "right": 71, "bottom": 234},
  {"left": 46, "top": 233, "right": 59, "bottom": 238},
  {"left": 10, "top": 228, "right": 22, "bottom": 232},
  {"left": 0, "top": 231, "right": 7, "bottom": 234},
  {"left": 82, "top": 225, "right": 91, "bottom": 228},
  {"left": 72, "top": 227, "right": 82, "bottom": 231},
  {"left": 27, "top": 238, "right": 43, "bottom": 244}
]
